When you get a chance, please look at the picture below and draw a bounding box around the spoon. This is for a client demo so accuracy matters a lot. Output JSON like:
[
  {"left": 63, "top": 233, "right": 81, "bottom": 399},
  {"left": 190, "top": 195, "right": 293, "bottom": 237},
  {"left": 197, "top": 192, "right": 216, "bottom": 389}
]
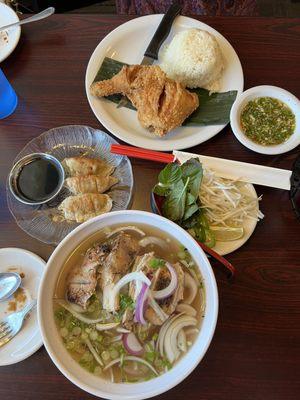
[
  {"left": 0, "top": 7, "right": 55, "bottom": 32},
  {"left": 0, "top": 272, "right": 21, "bottom": 302}
]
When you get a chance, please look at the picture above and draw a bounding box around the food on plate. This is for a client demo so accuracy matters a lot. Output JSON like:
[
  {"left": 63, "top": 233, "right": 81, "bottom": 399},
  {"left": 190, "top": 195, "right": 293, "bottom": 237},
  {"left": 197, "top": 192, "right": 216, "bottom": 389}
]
[
  {"left": 199, "top": 168, "right": 264, "bottom": 237},
  {"left": 65, "top": 175, "right": 118, "bottom": 195},
  {"left": 62, "top": 157, "right": 115, "bottom": 177},
  {"left": 240, "top": 97, "right": 296, "bottom": 146},
  {"left": 90, "top": 65, "right": 199, "bottom": 136},
  {"left": 54, "top": 224, "right": 204, "bottom": 382},
  {"left": 58, "top": 193, "right": 112, "bottom": 223},
  {"left": 0, "top": 31, "right": 9, "bottom": 47},
  {"left": 160, "top": 29, "right": 224, "bottom": 91},
  {"left": 59, "top": 157, "right": 117, "bottom": 222},
  {"left": 94, "top": 57, "right": 238, "bottom": 127},
  {"left": 153, "top": 159, "right": 263, "bottom": 246}
]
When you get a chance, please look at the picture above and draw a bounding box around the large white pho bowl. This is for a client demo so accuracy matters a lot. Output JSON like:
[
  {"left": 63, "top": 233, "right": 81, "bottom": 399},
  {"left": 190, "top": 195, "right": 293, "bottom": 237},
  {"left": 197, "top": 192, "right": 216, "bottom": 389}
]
[{"left": 38, "top": 211, "right": 218, "bottom": 400}]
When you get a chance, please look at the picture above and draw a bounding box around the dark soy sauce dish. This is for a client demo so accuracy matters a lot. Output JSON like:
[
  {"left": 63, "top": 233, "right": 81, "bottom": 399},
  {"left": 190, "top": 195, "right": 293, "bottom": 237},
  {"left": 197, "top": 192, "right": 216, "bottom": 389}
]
[{"left": 9, "top": 153, "right": 65, "bottom": 205}]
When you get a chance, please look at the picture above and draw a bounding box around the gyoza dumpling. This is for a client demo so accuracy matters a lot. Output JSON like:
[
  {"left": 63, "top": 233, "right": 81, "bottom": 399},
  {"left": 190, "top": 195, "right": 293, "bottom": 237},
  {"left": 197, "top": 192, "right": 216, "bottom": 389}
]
[
  {"left": 65, "top": 175, "right": 118, "bottom": 194},
  {"left": 62, "top": 157, "right": 115, "bottom": 176},
  {"left": 58, "top": 193, "right": 112, "bottom": 223}
]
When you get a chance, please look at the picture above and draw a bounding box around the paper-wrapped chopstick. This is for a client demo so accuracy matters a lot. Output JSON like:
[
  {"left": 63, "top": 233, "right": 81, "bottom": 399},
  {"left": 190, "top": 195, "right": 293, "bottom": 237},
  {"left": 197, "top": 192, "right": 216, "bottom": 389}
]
[{"left": 174, "top": 151, "right": 291, "bottom": 190}]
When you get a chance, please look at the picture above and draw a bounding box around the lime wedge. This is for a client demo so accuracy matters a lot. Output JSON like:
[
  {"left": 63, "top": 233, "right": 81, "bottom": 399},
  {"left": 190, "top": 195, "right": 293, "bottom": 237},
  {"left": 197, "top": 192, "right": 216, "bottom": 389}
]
[{"left": 210, "top": 226, "right": 244, "bottom": 242}]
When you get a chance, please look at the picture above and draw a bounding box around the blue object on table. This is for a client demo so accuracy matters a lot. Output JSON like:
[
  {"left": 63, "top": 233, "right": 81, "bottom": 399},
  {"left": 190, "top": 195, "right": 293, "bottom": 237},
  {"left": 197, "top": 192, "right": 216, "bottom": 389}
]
[{"left": 0, "top": 69, "right": 18, "bottom": 119}]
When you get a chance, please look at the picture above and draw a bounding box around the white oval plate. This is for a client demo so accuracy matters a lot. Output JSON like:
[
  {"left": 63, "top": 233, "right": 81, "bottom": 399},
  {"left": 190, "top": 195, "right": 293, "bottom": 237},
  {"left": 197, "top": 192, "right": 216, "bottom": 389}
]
[
  {"left": 0, "top": 4, "right": 21, "bottom": 63},
  {"left": 85, "top": 14, "right": 244, "bottom": 151},
  {"left": 0, "top": 248, "right": 45, "bottom": 366}
]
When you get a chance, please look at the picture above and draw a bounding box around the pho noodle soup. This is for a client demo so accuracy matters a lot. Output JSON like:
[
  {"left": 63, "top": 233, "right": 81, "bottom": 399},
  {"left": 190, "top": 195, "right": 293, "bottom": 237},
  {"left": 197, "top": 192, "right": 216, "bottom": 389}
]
[{"left": 54, "top": 224, "right": 205, "bottom": 383}]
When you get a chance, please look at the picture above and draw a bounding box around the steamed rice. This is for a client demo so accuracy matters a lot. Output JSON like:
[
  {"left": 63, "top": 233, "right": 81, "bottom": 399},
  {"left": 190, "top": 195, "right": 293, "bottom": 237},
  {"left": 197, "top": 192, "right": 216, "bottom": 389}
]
[{"left": 160, "top": 28, "right": 224, "bottom": 91}]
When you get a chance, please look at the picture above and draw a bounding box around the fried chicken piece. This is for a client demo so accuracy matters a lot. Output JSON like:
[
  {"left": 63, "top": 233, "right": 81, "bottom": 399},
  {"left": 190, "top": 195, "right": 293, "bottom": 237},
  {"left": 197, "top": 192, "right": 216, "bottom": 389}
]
[{"left": 90, "top": 65, "right": 199, "bottom": 136}]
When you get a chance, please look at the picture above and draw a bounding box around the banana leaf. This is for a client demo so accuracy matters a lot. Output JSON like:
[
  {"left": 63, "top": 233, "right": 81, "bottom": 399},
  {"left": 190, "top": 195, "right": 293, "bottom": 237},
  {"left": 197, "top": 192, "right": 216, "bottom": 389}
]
[{"left": 93, "top": 57, "right": 237, "bottom": 124}]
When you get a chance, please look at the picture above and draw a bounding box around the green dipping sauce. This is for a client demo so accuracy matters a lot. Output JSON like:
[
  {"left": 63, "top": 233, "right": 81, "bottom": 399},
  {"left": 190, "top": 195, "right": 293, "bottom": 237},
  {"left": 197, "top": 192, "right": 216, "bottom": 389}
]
[{"left": 240, "top": 97, "right": 296, "bottom": 146}]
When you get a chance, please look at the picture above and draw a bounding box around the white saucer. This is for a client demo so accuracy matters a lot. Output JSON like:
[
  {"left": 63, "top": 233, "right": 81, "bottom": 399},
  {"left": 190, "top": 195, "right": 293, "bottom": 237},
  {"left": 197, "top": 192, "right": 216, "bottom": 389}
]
[
  {"left": 0, "top": 3, "right": 21, "bottom": 63},
  {"left": 0, "top": 248, "right": 45, "bottom": 366}
]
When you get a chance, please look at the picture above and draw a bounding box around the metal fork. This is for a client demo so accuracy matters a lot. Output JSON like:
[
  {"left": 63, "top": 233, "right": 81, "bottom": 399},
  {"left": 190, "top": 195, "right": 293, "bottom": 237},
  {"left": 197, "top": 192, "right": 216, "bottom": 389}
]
[{"left": 0, "top": 299, "right": 37, "bottom": 348}]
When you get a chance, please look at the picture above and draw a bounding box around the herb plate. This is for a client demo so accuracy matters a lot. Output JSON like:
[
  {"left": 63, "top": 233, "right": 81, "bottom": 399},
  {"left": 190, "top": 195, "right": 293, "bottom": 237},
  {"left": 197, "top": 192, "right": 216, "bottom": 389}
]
[{"left": 85, "top": 14, "right": 244, "bottom": 151}]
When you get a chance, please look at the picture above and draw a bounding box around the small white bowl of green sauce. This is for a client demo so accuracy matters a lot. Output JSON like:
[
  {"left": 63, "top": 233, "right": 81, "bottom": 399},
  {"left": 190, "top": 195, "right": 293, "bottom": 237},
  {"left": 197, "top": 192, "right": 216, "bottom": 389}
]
[{"left": 230, "top": 85, "right": 300, "bottom": 155}]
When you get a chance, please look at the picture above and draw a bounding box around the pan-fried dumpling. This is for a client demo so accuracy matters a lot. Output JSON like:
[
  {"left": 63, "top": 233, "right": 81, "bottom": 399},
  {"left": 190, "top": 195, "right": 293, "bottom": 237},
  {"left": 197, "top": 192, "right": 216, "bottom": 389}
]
[
  {"left": 62, "top": 157, "right": 115, "bottom": 177},
  {"left": 65, "top": 175, "right": 118, "bottom": 194},
  {"left": 58, "top": 193, "right": 113, "bottom": 223}
]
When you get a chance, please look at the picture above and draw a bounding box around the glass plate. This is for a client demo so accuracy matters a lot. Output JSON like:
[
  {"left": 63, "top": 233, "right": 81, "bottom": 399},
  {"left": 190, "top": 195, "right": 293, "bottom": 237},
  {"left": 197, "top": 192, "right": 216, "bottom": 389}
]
[{"left": 6, "top": 125, "right": 134, "bottom": 245}]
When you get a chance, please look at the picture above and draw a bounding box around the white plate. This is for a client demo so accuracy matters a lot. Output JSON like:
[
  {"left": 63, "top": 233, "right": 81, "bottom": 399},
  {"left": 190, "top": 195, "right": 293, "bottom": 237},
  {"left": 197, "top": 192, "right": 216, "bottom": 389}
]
[
  {"left": 152, "top": 182, "right": 258, "bottom": 256},
  {"left": 173, "top": 151, "right": 260, "bottom": 255},
  {"left": 0, "top": 248, "right": 45, "bottom": 366},
  {"left": 85, "top": 14, "right": 244, "bottom": 151},
  {"left": 0, "top": 4, "right": 21, "bottom": 63}
]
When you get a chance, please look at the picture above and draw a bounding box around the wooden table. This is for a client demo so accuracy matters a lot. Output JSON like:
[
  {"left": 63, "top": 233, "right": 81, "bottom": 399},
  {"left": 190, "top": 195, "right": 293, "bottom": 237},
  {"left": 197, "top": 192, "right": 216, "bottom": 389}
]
[{"left": 0, "top": 14, "right": 300, "bottom": 400}]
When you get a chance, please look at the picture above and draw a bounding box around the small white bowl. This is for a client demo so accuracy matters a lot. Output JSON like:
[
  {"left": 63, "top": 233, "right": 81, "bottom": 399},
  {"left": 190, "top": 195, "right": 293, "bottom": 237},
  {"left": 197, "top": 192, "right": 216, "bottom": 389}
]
[
  {"left": 38, "top": 210, "right": 218, "bottom": 400},
  {"left": 230, "top": 85, "right": 300, "bottom": 155}
]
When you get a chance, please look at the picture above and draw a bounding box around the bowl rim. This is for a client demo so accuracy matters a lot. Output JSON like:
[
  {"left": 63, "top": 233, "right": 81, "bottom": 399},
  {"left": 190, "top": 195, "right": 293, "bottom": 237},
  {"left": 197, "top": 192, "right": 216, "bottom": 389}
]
[
  {"left": 38, "top": 210, "right": 218, "bottom": 400},
  {"left": 230, "top": 85, "right": 300, "bottom": 155}
]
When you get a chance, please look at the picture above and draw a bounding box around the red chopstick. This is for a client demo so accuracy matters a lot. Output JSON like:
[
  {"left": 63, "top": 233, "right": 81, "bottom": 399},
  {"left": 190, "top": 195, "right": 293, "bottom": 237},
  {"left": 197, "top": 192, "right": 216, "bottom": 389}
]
[
  {"left": 110, "top": 144, "right": 175, "bottom": 164},
  {"left": 198, "top": 241, "right": 235, "bottom": 279}
]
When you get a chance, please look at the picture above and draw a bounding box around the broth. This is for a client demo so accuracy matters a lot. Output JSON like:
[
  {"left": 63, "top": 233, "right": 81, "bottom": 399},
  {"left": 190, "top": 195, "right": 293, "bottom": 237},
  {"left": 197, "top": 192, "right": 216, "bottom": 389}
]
[{"left": 54, "top": 224, "right": 205, "bottom": 383}]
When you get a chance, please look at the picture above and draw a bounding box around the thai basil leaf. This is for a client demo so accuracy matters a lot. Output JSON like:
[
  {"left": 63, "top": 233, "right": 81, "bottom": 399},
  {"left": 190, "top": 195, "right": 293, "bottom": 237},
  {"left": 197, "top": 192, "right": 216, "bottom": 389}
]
[
  {"left": 181, "top": 158, "right": 203, "bottom": 198},
  {"left": 186, "top": 193, "right": 196, "bottom": 206},
  {"left": 158, "top": 163, "right": 182, "bottom": 186},
  {"left": 183, "top": 203, "right": 199, "bottom": 221},
  {"left": 162, "top": 178, "right": 189, "bottom": 221},
  {"left": 153, "top": 184, "right": 170, "bottom": 197}
]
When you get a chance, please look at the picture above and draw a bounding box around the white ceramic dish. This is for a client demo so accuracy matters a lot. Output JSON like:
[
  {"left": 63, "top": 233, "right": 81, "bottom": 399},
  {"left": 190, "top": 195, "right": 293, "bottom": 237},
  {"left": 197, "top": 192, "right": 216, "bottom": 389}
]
[
  {"left": 0, "top": 248, "right": 45, "bottom": 366},
  {"left": 0, "top": 3, "right": 21, "bottom": 63},
  {"left": 38, "top": 210, "right": 218, "bottom": 400},
  {"left": 230, "top": 85, "right": 300, "bottom": 155},
  {"left": 85, "top": 14, "right": 244, "bottom": 151},
  {"left": 171, "top": 151, "right": 261, "bottom": 255}
]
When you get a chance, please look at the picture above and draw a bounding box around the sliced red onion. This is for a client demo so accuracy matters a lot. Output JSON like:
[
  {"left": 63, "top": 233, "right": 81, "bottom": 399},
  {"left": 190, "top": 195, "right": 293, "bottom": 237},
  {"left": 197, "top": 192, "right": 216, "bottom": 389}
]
[
  {"left": 134, "top": 282, "right": 149, "bottom": 325},
  {"left": 122, "top": 332, "right": 144, "bottom": 356},
  {"left": 152, "top": 262, "right": 178, "bottom": 300}
]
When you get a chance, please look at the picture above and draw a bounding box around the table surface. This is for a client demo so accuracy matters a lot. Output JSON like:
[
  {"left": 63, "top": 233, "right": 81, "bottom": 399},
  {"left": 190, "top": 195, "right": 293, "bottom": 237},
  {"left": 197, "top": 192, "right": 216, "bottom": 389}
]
[{"left": 0, "top": 14, "right": 300, "bottom": 400}]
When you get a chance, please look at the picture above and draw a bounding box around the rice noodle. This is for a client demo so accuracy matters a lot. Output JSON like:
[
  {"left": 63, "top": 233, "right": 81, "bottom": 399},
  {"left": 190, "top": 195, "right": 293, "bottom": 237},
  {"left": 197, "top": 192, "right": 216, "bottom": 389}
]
[
  {"left": 199, "top": 168, "right": 264, "bottom": 228},
  {"left": 85, "top": 338, "right": 104, "bottom": 366},
  {"left": 103, "top": 356, "right": 158, "bottom": 376},
  {"left": 58, "top": 300, "right": 106, "bottom": 324},
  {"left": 139, "top": 236, "right": 168, "bottom": 250},
  {"left": 148, "top": 293, "right": 169, "bottom": 323}
]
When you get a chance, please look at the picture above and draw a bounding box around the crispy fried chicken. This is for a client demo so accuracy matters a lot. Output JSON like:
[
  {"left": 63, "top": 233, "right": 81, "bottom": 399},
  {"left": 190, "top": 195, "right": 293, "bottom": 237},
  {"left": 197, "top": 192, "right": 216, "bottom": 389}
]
[{"left": 90, "top": 65, "right": 199, "bottom": 136}]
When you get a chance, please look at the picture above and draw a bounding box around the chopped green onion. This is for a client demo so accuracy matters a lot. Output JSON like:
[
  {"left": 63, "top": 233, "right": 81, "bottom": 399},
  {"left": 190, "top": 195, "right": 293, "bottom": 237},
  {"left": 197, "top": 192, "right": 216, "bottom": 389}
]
[
  {"left": 101, "top": 350, "right": 110, "bottom": 362},
  {"left": 60, "top": 327, "right": 68, "bottom": 338},
  {"left": 149, "top": 258, "right": 166, "bottom": 269},
  {"left": 72, "top": 326, "right": 81, "bottom": 336},
  {"left": 110, "top": 349, "right": 119, "bottom": 359},
  {"left": 89, "top": 331, "right": 98, "bottom": 341}
]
